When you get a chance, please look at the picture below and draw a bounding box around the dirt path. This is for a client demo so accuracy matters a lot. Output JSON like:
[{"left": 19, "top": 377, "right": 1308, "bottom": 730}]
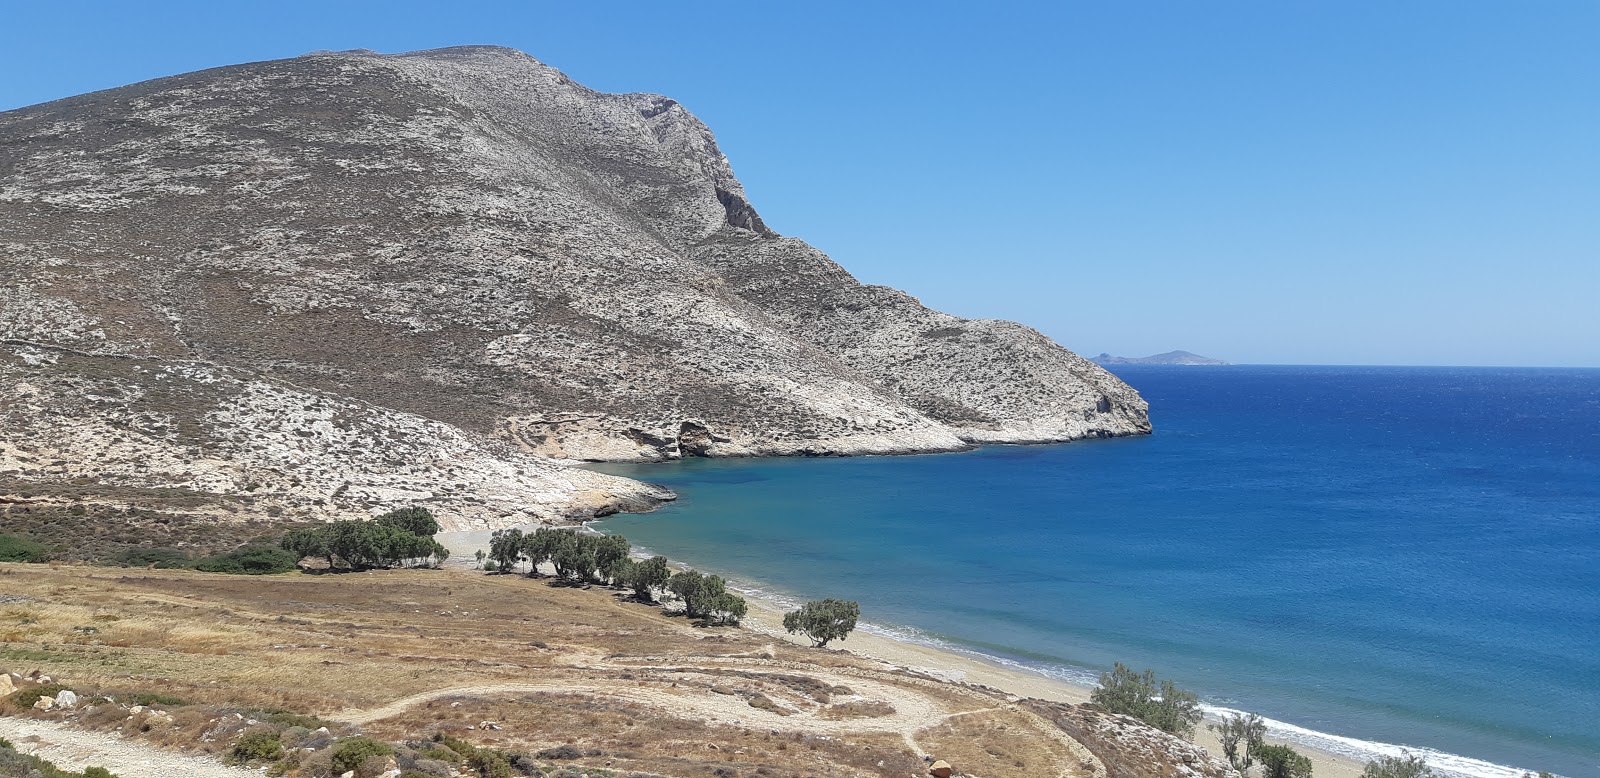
[
  {"left": 0, "top": 716, "right": 257, "bottom": 778},
  {"left": 334, "top": 657, "right": 1107, "bottom": 778}
]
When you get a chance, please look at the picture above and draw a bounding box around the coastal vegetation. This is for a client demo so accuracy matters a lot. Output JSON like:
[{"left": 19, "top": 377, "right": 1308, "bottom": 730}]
[
  {"left": 0, "top": 534, "right": 49, "bottom": 563},
  {"left": 6, "top": 563, "right": 1141, "bottom": 778},
  {"left": 666, "top": 569, "right": 747, "bottom": 625},
  {"left": 1209, "top": 711, "right": 1267, "bottom": 773},
  {"left": 782, "top": 599, "right": 861, "bottom": 647},
  {"left": 478, "top": 529, "right": 748, "bottom": 625},
  {"left": 279, "top": 508, "right": 450, "bottom": 570},
  {"left": 1089, "top": 663, "right": 1202, "bottom": 738},
  {"left": 1360, "top": 753, "right": 1435, "bottom": 778},
  {"left": 1254, "top": 743, "right": 1313, "bottom": 778}
]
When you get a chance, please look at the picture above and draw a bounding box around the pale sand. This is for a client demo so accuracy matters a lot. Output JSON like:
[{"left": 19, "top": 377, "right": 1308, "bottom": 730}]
[
  {"left": 737, "top": 596, "right": 1369, "bottom": 778},
  {"left": 437, "top": 529, "right": 1368, "bottom": 777}
]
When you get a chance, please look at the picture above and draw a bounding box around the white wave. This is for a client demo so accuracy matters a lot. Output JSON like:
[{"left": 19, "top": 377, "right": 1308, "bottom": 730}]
[
  {"left": 1198, "top": 703, "right": 1561, "bottom": 778},
  {"left": 586, "top": 526, "right": 1566, "bottom": 778}
]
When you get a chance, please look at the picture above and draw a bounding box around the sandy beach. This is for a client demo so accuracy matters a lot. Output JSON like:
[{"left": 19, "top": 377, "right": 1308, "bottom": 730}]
[
  {"left": 737, "top": 595, "right": 1369, "bottom": 778},
  {"left": 439, "top": 528, "right": 1369, "bottom": 777}
]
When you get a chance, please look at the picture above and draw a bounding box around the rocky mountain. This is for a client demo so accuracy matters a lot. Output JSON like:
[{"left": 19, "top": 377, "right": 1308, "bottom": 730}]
[
  {"left": 1093, "top": 350, "right": 1229, "bottom": 366},
  {"left": 0, "top": 46, "right": 1149, "bottom": 530}
]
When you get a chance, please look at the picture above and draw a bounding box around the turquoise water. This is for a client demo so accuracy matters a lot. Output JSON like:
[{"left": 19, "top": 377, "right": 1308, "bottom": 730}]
[{"left": 592, "top": 366, "right": 1600, "bottom": 777}]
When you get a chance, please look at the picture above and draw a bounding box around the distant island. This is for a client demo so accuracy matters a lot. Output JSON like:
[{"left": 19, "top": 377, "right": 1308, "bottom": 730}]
[{"left": 1093, "top": 350, "right": 1230, "bottom": 366}]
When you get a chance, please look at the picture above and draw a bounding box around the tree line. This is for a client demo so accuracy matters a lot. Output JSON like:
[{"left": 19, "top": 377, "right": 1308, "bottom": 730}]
[
  {"left": 279, "top": 507, "right": 450, "bottom": 571},
  {"left": 479, "top": 527, "right": 865, "bottom": 639},
  {"left": 480, "top": 527, "right": 747, "bottom": 625}
]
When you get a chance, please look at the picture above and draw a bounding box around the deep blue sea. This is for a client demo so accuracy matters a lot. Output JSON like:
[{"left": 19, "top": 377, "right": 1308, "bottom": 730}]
[{"left": 593, "top": 366, "right": 1600, "bottom": 777}]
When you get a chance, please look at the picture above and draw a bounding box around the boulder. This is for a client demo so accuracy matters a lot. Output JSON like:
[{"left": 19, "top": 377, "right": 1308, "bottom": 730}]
[
  {"left": 53, "top": 690, "right": 77, "bottom": 708},
  {"left": 929, "top": 760, "right": 954, "bottom": 778},
  {"left": 32, "top": 695, "right": 55, "bottom": 711},
  {"left": 0, "top": 674, "right": 13, "bottom": 696}
]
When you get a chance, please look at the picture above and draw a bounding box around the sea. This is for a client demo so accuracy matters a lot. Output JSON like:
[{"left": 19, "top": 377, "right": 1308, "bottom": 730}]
[{"left": 591, "top": 365, "right": 1600, "bottom": 777}]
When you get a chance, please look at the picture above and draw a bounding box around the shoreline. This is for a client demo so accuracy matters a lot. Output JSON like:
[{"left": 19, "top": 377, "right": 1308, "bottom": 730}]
[
  {"left": 732, "top": 588, "right": 1371, "bottom": 778},
  {"left": 438, "top": 527, "right": 1369, "bottom": 777}
]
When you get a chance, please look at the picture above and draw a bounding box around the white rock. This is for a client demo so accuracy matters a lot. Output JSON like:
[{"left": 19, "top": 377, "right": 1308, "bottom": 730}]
[{"left": 53, "top": 690, "right": 77, "bottom": 708}]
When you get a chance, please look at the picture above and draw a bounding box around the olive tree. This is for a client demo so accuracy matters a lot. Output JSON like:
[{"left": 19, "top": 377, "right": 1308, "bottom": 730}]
[
  {"left": 593, "top": 533, "right": 631, "bottom": 585},
  {"left": 1255, "top": 744, "right": 1313, "bottom": 778},
  {"left": 521, "top": 527, "right": 565, "bottom": 575},
  {"left": 488, "top": 528, "right": 525, "bottom": 574},
  {"left": 1209, "top": 711, "right": 1266, "bottom": 773},
  {"left": 623, "top": 556, "right": 671, "bottom": 602},
  {"left": 782, "top": 599, "right": 860, "bottom": 647},
  {"left": 1089, "top": 663, "right": 1202, "bottom": 738}
]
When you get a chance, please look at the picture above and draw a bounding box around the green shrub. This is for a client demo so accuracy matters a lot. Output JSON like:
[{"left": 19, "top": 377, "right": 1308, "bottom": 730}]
[
  {"left": 8, "top": 684, "right": 67, "bottom": 711},
  {"left": 0, "top": 533, "right": 49, "bottom": 562},
  {"left": 468, "top": 749, "right": 513, "bottom": 778},
  {"left": 331, "top": 737, "right": 393, "bottom": 773},
  {"left": 1362, "top": 752, "right": 1437, "bottom": 778},
  {"left": 192, "top": 545, "right": 299, "bottom": 574},
  {"left": 432, "top": 732, "right": 478, "bottom": 758},
  {"left": 231, "top": 729, "right": 284, "bottom": 763},
  {"left": 1255, "top": 743, "right": 1313, "bottom": 778},
  {"left": 1089, "top": 663, "right": 1202, "bottom": 737},
  {"left": 83, "top": 768, "right": 119, "bottom": 778}
]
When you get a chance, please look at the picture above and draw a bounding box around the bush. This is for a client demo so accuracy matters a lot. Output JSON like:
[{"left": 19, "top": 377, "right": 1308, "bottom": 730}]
[
  {"left": 1363, "top": 752, "right": 1436, "bottom": 778},
  {"left": 782, "top": 599, "right": 859, "bottom": 647},
  {"left": 1255, "top": 743, "right": 1313, "bottom": 778},
  {"left": 1089, "top": 663, "right": 1202, "bottom": 737},
  {"left": 331, "top": 737, "right": 394, "bottom": 774},
  {"left": 231, "top": 729, "right": 284, "bottom": 763},
  {"left": 193, "top": 545, "right": 299, "bottom": 574},
  {"left": 536, "top": 744, "right": 583, "bottom": 760},
  {"left": 7, "top": 683, "right": 66, "bottom": 711},
  {"left": 467, "top": 749, "right": 513, "bottom": 778},
  {"left": 0, "top": 533, "right": 49, "bottom": 562},
  {"left": 1209, "top": 711, "right": 1265, "bottom": 773}
]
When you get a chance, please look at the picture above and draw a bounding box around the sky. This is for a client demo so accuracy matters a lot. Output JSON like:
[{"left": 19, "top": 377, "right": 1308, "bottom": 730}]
[{"left": 3, "top": 1, "right": 1597, "bottom": 366}]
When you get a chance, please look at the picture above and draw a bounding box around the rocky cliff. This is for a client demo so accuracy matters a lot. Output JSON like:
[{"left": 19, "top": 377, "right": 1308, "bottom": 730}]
[{"left": 0, "top": 46, "right": 1148, "bottom": 529}]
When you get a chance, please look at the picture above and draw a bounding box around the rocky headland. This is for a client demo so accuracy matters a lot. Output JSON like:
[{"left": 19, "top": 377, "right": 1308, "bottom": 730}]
[{"left": 0, "top": 45, "right": 1148, "bottom": 530}]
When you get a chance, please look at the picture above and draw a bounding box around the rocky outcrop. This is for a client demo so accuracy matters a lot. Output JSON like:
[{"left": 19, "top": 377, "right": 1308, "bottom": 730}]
[
  {"left": 0, "top": 45, "right": 1148, "bottom": 526},
  {"left": 1026, "top": 701, "right": 1239, "bottom": 778}
]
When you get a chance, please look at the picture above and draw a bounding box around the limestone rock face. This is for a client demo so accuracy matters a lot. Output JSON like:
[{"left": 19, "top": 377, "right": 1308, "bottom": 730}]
[
  {"left": 0, "top": 343, "right": 669, "bottom": 530},
  {"left": 0, "top": 46, "right": 1148, "bottom": 527}
]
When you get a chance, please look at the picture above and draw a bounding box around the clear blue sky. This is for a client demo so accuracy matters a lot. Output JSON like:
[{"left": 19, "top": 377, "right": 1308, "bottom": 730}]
[{"left": 4, "top": 1, "right": 1597, "bottom": 366}]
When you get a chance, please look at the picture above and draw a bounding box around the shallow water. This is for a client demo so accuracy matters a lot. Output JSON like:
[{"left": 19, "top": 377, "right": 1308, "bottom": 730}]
[{"left": 592, "top": 365, "right": 1600, "bottom": 777}]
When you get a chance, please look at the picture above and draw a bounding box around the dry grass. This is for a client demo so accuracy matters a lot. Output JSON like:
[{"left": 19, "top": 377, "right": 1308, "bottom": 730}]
[{"left": 0, "top": 562, "right": 1105, "bottom": 777}]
